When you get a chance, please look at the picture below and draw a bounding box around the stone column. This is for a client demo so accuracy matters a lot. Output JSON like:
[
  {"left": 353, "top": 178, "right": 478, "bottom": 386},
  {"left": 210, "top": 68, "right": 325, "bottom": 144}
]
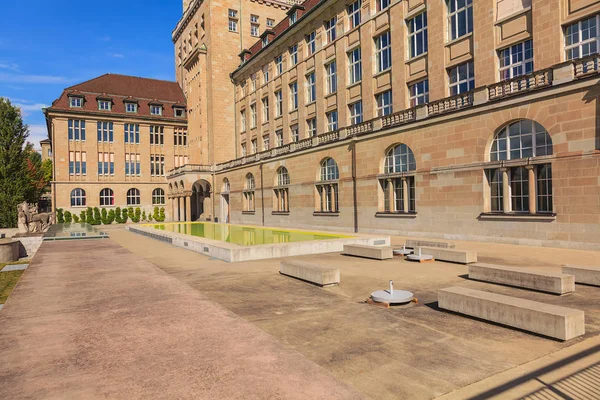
[
  {"left": 177, "top": 197, "right": 181, "bottom": 222},
  {"left": 170, "top": 197, "right": 175, "bottom": 222},
  {"left": 185, "top": 194, "right": 192, "bottom": 222},
  {"left": 329, "top": 184, "right": 335, "bottom": 212},
  {"left": 527, "top": 165, "right": 536, "bottom": 214},
  {"left": 402, "top": 178, "right": 409, "bottom": 212},
  {"left": 501, "top": 168, "right": 511, "bottom": 213},
  {"left": 283, "top": 189, "right": 288, "bottom": 211},
  {"left": 387, "top": 179, "right": 394, "bottom": 212}
]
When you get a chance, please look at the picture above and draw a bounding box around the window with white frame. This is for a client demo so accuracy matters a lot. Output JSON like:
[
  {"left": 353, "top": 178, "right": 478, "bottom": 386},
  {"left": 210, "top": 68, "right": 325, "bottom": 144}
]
[
  {"left": 376, "top": 90, "right": 393, "bottom": 117},
  {"left": 68, "top": 151, "right": 87, "bottom": 175},
  {"left": 97, "top": 152, "right": 114, "bottom": 176},
  {"left": 262, "top": 36, "right": 269, "bottom": 47},
  {"left": 125, "top": 153, "right": 141, "bottom": 176},
  {"left": 348, "top": 47, "right": 362, "bottom": 84},
  {"left": 327, "top": 110, "right": 338, "bottom": 132},
  {"left": 251, "top": 14, "right": 259, "bottom": 37},
  {"left": 150, "top": 105, "right": 162, "bottom": 115},
  {"left": 306, "top": 72, "right": 316, "bottom": 103},
  {"left": 263, "top": 134, "right": 270, "bottom": 150},
  {"left": 290, "top": 124, "right": 299, "bottom": 142},
  {"left": 348, "top": 0, "right": 361, "bottom": 29},
  {"left": 127, "top": 188, "right": 141, "bottom": 205},
  {"left": 68, "top": 119, "right": 86, "bottom": 141},
  {"left": 228, "top": 9, "right": 238, "bottom": 32},
  {"left": 275, "top": 90, "right": 283, "bottom": 116},
  {"left": 407, "top": 13, "right": 428, "bottom": 59},
  {"left": 251, "top": 73, "right": 257, "bottom": 91},
  {"left": 349, "top": 101, "right": 363, "bottom": 125},
  {"left": 325, "top": 16, "right": 337, "bottom": 44},
  {"left": 409, "top": 79, "right": 429, "bottom": 107},
  {"left": 448, "top": 61, "right": 475, "bottom": 95},
  {"left": 290, "top": 11, "right": 297, "bottom": 25},
  {"left": 125, "top": 102, "right": 138, "bottom": 113},
  {"left": 377, "top": 0, "right": 391, "bottom": 12},
  {"left": 267, "top": 18, "right": 275, "bottom": 28},
  {"left": 96, "top": 121, "right": 114, "bottom": 143},
  {"left": 326, "top": 61, "right": 337, "bottom": 94},
  {"left": 240, "top": 110, "right": 247, "bottom": 132},
  {"left": 262, "top": 97, "right": 269, "bottom": 122},
  {"left": 98, "top": 100, "right": 111, "bottom": 111},
  {"left": 241, "top": 142, "right": 247, "bottom": 156},
  {"left": 317, "top": 158, "right": 340, "bottom": 212},
  {"left": 487, "top": 120, "right": 553, "bottom": 214},
  {"left": 380, "top": 143, "right": 417, "bottom": 213},
  {"left": 275, "top": 55, "right": 283, "bottom": 75},
  {"left": 69, "top": 96, "right": 83, "bottom": 108},
  {"left": 289, "top": 81, "right": 298, "bottom": 110},
  {"left": 307, "top": 118, "right": 317, "bottom": 137},
  {"left": 447, "top": 0, "right": 473, "bottom": 41},
  {"left": 289, "top": 44, "right": 298, "bottom": 65},
  {"left": 276, "top": 129, "right": 284, "bottom": 146},
  {"left": 244, "top": 173, "right": 256, "bottom": 212},
  {"left": 174, "top": 127, "right": 187, "bottom": 146},
  {"left": 99, "top": 188, "right": 114, "bottom": 206},
  {"left": 499, "top": 40, "right": 534, "bottom": 80},
  {"left": 263, "top": 66, "right": 269, "bottom": 83},
  {"left": 306, "top": 31, "right": 316, "bottom": 56},
  {"left": 150, "top": 155, "right": 165, "bottom": 176},
  {"left": 250, "top": 103, "right": 257, "bottom": 128},
  {"left": 152, "top": 188, "right": 165, "bottom": 205},
  {"left": 228, "top": 9, "right": 237, "bottom": 18},
  {"left": 274, "top": 167, "right": 290, "bottom": 213},
  {"left": 70, "top": 188, "right": 86, "bottom": 207},
  {"left": 565, "top": 15, "right": 600, "bottom": 60},
  {"left": 124, "top": 123, "right": 140, "bottom": 144},
  {"left": 375, "top": 32, "right": 392, "bottom": 72},
  {"left": 251, "top": 138, "right": 257, "bottom": 154}
]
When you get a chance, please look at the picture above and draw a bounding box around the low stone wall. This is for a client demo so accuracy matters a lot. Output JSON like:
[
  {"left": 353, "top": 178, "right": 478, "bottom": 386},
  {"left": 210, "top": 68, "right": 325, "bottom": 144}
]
[
  {"left": 280, "top": 260, "right": 340, "bottom": 286},
  {"left": 0, "top": 240, "right": 20, "bottom": 263},
  {"left": 12, "top": 234, "right": 44, "bottom": 259},
  {"left": 562, "top": 265, "right": 600, "bottom": 287}
]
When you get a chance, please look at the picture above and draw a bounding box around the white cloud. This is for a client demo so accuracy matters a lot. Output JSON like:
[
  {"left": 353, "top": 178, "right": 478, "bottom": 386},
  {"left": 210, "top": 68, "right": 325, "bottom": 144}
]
[
  {"left": 0, "top": 62, "right": 20, "bottom": 72},
  {"left": 107, "top": 52, "right": 125, "bottom": 59},
  {"left": 0, "top": 73, "right": 72, "bottom": 84},
  {"left": 27, "top": 124, "right": 48, "bottom": 146},
  {"left": 99, "top": 35, "right": 111, "bottom": 42},
  {"left": 13, "top": 102, "right": 47, "bottom": 117}
]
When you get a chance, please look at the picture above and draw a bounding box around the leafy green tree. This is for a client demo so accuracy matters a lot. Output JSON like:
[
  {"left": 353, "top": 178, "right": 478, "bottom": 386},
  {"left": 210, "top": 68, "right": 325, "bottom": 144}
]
[
  {"left": 86, "top": 207, "right": 93, "bottom": 224},
  {"left": 159, "top": 207, "right": 165, "bottom": 222},
  {"left": 121, "top": 208, "right": 128, "bottom": 223},
  {"left": 64, "top": 211, "right": 72, "bottom": 223},
  {"left": 56, "top": 208, "right": 64, "bottom": 223},
  {"left": 73, "top": 214, "right": 80, "bottom": 223},
  {"left": 92, "top": 207, "right": 101, "bottom": 225},
  {"left": 79, "top": 210, "right": 86, "bottom": 223},
  {"left": 107, "top": 209, "right": 115, "bottom": 224},
  {"left": 0, "top": 98, "right": 30, "bottom": 227},
  {"left": 153, "top": 206, "right": 160, "bottom": 222},
  {"left": 101, "top": 208, "right": 108, "bottom": 224}
]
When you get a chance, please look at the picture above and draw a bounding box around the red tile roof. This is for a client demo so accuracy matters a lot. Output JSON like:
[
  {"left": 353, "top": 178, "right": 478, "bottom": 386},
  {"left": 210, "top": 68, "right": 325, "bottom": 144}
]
[{"left": 47, "top": 74, "right": 187, "bottom": 120}]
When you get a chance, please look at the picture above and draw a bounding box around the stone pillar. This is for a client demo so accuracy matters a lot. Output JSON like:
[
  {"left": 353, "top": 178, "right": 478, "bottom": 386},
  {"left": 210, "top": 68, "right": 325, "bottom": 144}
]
[
  {"left": 177, "top": 197, "right": 181, "bottom": 222},
  {"left": 501, "top": 168, "right": 511, "bottom": 213},
  {"left": 329, "top": 184, "right": 335, "bottom": 212},
  {"left": 185, "top": 195, "right": 192, "bottom": 222},
  {"left": 283, "top": 189, "right": 288, "bottom": 211},
  {"left": 170, "top": 197, "right": 175, "bottom": 222},
  {"left": 402, "top": 178, "right": 409, "bottom": 212},
  {"left": 527, "top": 165, "right": 536, "bottom": 214},
  {"left": 387, "top": 179, "right": 394, "bottom": 212}
]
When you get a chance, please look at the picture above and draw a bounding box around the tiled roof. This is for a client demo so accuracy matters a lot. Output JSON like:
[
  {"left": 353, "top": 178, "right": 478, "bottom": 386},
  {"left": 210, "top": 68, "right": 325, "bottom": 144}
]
[
  {"left": 244, "top": 0, "right": 323, "bottom": 64},
  {"left": 47, "top": 74, "right": 187, "bottom": 119}
]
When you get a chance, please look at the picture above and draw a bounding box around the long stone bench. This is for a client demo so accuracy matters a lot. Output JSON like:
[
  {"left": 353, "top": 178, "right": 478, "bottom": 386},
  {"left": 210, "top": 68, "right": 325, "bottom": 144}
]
[
  {"left": 405, "top": 240, "right": 455, "bottom": 249},
  {"left": 280, "top": 260, "right": 340, "bottom": 286},
  {"left": 438, "top": 286, "right": 585, "bottom": 341},
  {"left": 469, "top": 263, "right": 575, "bottom": 294},
  {"left": 416, "top": 247, "right": 477, "bottom": 264},
  {"left": 562, "top": 265, "right": 600, "bottom": 287},
  {"left": 343, "top": 244, "right": 393, "bottom": 260}
]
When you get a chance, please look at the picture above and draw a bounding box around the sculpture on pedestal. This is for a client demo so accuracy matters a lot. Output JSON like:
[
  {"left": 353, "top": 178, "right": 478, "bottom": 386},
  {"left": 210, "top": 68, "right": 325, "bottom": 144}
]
[{"left": 17, "top": 201, "right": 55, "bottom": 233}]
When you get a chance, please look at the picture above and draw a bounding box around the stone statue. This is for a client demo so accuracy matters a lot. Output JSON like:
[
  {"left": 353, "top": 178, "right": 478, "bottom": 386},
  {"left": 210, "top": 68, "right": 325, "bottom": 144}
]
[{"left": 17, "top": 201, "right": 55, "bottom": 233}]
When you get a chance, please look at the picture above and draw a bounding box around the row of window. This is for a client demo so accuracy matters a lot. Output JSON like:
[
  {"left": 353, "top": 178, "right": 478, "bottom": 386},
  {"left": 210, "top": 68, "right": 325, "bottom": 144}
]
[
  {"left": 235, "top": 120, "right": 554, "bottom": 216},
  {"left": 70, "top": 188, "right": 166, "bottom": 207},
  {"left": 67, "top": 120, "right": 187, "bottom": 145},
  {"left": 68, "top": 151, "right": 168, "bottom": 177},
  {"left": 228, "top": 9, "right": 275, "bottom": 34},
  {"left": 68, "top": 96, "right": 185, "bottom": 117}
]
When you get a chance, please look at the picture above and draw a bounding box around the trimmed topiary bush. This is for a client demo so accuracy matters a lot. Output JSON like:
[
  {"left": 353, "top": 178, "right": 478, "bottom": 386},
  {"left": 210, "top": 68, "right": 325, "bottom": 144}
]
[
  {"left": 79, "top": 210, "right": 86, "bottom": 223},
  {"left": 64, "top": 211, "right": 72, "bottom": 223},
  {"left": 73, "top": 215, "right": 80, "bottom": 223},
  {"left": 107, "top": 209, "right": 115, "bottom": 224},
  {"left": 91, "top": 207, "right": 101, "bottom": 226},
  {"left": 86, "top": 207, "right": 94, "bottom": 225},
  {"left": 56, "top": 208, "right": 64, "bottom": 224},
  {"left": 159, "top": 207, "right": 165, "bottom": 222}
]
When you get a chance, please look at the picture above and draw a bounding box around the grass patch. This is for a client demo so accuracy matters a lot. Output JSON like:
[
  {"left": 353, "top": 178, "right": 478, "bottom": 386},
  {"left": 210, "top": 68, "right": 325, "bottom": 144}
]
[{"left": 0, "top": 263, "right": 25, "bottom": 304}]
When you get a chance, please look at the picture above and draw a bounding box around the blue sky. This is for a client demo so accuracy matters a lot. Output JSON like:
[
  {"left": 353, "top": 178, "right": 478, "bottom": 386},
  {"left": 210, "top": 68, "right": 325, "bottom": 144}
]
[{"left": 0, "top": 0, "right": 182, "bottom": 148}]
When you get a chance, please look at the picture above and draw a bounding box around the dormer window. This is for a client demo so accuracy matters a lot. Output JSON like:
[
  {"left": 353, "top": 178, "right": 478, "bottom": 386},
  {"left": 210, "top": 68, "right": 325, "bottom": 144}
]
[
  {"left": 150, "top": 105, "right": 163, "bottom": 115},
  {"left": 290, "top": 11, "right": 297, "bottom": 24},
  {"left": 125, "top": 102, "right": 138, "bottom": 113},
  {"left": 262, "top": 36, "right": 269, "bottom": 47},
  {"left": 98, "top": 100, "right": 111, "bottom": 111},
  {"left": 70, "top": 97, "right": 83, "bottom": 108},
  {"left": 174, "top": 108, "right": 186, "bottom": 118}
]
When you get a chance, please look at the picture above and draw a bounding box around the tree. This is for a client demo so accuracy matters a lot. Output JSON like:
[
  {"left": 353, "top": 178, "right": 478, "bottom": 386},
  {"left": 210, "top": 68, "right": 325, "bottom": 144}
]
[
  {"left": 0, "top": 98, "right": 30, "bottom": 228},
  {"left": 24, "top": 143, "right": 47, "bottom": 203}
]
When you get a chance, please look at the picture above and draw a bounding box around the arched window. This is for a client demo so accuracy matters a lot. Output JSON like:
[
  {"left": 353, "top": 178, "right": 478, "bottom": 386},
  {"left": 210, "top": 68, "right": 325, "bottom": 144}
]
[
  {"left": 222, "top": 178, "right": 230, "bottom": 193},
  {"left": 486, "top": 120, "right": 553, "bottom": 214},
  {"left": 127, "top": 188, "right": 141, "bottom": 205},
  {"left": 274, "top": 167, "right": 290, "bottom": 213},
  {"left": 317, "top": 158, "right": 339, "bottom": 213},
  {"left": 244, "top": 173, "right": 255, "bottom": 212},
  {"left": 70, "top": 188, "right": 86, "bottom": 207},
  {"left": 152, "top": 188, "right": 165, "bottom": 205},
  {"left": 99, "top": 188, "right": 114, "bottom": 206},
  {"left": 380, "top": 144, "right": 417, "bottom": 214}
]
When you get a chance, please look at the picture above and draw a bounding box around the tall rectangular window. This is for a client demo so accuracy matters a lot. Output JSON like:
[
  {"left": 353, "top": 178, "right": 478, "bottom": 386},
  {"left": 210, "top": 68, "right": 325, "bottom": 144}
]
[
  {"left": 125, "top": 153, "right": 141, "bottom": 176},
  {"left": 251, "top": 139, "right": 257, "bottom": 154},
  {"left": 348, "top": 0, "right": 361, "bottom": 29},
  {"left": 124, "top": 123, "right": 140, "bottom": 144},
  {"left": 348, "top": 47, "right": 362, "bottom": 84},
  {"left": 262, "top": 97, "right": 269, "bottom": 122},
  {"left": 263, "top": 66, "right": 269, "bottom": 84},
  {"left": 98, "top": 152, "right": 114, "bottom": 176},
  {"left": 290, "top": 124, "right": 299, "bottom": 142},
  {"left": 565, "top": 15, "right": 600, "bottom": 60},
  {"left": 276, "top": 129, "right": 284, "bottom": 147},
  {"left": 306, "top": 31, "right": 316, "bottom": 56},
  {"left": 289, "top": 82, "right": 298, "bottom": 110},
  {"left": 275, "top": 55, "right": 283, "bottom": 75},
  {"left": 240, "top": 110, "right": 246, "bottom": 132},
  {"left": 275, "top": 90, "right": 283, "bottom": 116},
  {"left": 375, "top": 32, "right": 392, "bottom": 72},
  {"left": 150, "top": 155, "right": 165, "bottom": 177},
  {"left": 407, "top": 13, "right": 428, "bottom": 59},
  {"left": 447, "top": 0, "right": 473, "bottom": 41},
  {"left": 96, "top": 121, "right": 113, "bottom": 143},
  {"left": 289, "top": 44, "right": 298, "bottom": 66},
  {"left": 409, "top": 79, "right": 429, "bottom": 107},
  {"left": 511, "top": 166, "right": 529, "bottom": 213},
  {"left": 68, "top": 119, "right": 86, "bottom": 141},
  {"left": 376, "top": 90, "right": 393, "bottom": 117},
  {"left": 448, "top": 61, "right": 475, "bottom": 95},
  {"left": 349, "top": 101, "right": 363, "bottom": 125},
  {"left": 263, "top": 134, "right": 270, "bottom": 150},
  {"left": 306, "top": 72, "right": 316, "bottom": 103},
  {"left": 250, "top": 103, "right": 257, "bottom": 128},
  {"left": 499, "top": 40, "right": 534, "bottom": 80},
  {"left": 241, "top": 142, "right": 247, "bottom": 157},
  {"left": 488, "top": 169, "right": 503, "bottom": 212},
  {"left": 537, "top": 164, "right": 553, "bottom": 213},
  {"left": 228, "top": 9, "right": 238, "bottom": 32},
  {"left": 251, "top": 14, "right": 260, "bottom": 37},
  {"left": 325, "top": 17, "right": 337, "bottom": 44},
  {"left": 307, "top": 118, "right": 317, "bottom": 137},
  {"left": 174, "top": 127, "right": 187, "bottom": 146},
  {"left": 326, "top": 61, "right": 337, "bottom": 94},
  {"left": 327, "top": 111, "right": 338, "bottom": 132},
  {"left": 68, "top": 151, "right": 86, "bottom": 175},
  {"left": 150, "top": 125, "right": 164, "bottom": 145},
  {"left": 251, "top": 74, "right": 257, "bottom": 91},
  {"left": 377, "top": 0, "right": 390, "bottom": 12}
]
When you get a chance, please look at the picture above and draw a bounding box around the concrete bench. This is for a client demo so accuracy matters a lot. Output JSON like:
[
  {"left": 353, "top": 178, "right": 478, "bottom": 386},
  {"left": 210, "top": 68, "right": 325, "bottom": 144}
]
[
  {"left": 416, "top": 247, "right": 477, "bottom": 264},
  {"left": 469, "top": 263, "right": 575, "bottom": 295},
  {"left": 405, "top": 240, "right": 455, "bottom": 249},
  {"left": 438, "top": 286, "right": 585, "bottom": 341},
  {"left": 280, "top": 260, "right": 340, "bottom": 286},
  {"left": 343, "top": 244, "right": 393, "bottom": 260},
  {"left": 562, "top": 265, "right": 600, "bottom": 287}
]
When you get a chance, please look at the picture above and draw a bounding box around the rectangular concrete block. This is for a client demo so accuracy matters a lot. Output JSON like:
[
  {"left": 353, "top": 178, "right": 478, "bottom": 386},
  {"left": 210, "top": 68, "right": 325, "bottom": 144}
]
[
  {"left": 416, "top": 247, "right": 477, "bottom": 264},
  {"left": 343, "top": 244, "right": 393, "bottom": 260},
  {"left": 438, "top": 286, "right": 585, "bottom": 341},
  {"left": 280, "top": 260, "right": 340, "bottom": 286},
  {"left": 405, "top": 240, "right": 456, "bottom": 249},
  {"left": 469, "top": 263, "right": 575, "bottom": 295},
  {"left": 562, "top": 265, "right": 600, "bottom": 286}
]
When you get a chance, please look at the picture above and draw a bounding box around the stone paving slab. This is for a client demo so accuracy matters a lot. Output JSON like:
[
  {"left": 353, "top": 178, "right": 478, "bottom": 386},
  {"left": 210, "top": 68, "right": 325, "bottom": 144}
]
[
  {"left": 0, "top": 240, "right": 364, "bottom": 400},
  {"left": 1, "top": 263, "right": 28, "bottom": 272}
]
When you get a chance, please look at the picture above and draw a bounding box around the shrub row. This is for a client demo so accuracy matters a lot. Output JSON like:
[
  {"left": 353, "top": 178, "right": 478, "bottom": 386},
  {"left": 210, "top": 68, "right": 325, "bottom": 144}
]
[{"left": 56, "top": 206, "right": 166, "bottom": 225}]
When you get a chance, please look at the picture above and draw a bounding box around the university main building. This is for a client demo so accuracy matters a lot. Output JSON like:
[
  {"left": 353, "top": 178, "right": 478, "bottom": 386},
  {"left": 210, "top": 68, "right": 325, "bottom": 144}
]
[{"left": 45, "top": 0, "right": 600, "bottom": 250}]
